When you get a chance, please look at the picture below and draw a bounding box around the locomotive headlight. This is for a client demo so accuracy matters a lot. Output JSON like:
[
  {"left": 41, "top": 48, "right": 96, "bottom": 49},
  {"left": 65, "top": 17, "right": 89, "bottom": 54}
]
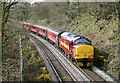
[
  {"left": 76, "top": 55, "right": 79, "bottom": 57},
  {"left": 91, "top": 54, "right": 93, "bottom": 57},
  {"left": 75, "top": 55, "right": 79, "bottom": 59}
]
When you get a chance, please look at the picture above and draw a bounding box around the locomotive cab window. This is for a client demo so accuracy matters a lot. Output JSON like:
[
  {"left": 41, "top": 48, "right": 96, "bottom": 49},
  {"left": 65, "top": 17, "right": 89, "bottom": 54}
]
[
  {"left": 74, "top": 38, "right": 90, "bottom": 45},
  {"left": 74, "top": 39, "right": 79, "bottom": 45}
]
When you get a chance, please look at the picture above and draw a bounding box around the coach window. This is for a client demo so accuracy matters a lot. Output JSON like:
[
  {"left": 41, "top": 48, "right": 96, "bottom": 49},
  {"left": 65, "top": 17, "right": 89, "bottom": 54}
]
[
  {"left": 40, "top": 29, "right": 42, "bottom": 32},
  {"left": 53, "top": 34, "right": 55, "bottom": 38},
  {"left": 51, "top": 33, "right": 53, "bottom": 37},
  {"left": 54, "top": 34, "right": 56, "bottom": 38},
  {"left": 50, "top": 33, "right": 51, "bottom": 36},
  {"left": 43, "top": 30, "right": 45, "bottom": 32},
  {"left": 48, "top": 32, "right": 50, "bottom": 35},
  {"left": 41, "top": 29, "right": 43, "bottom": 32},
  {"left": 33, "top": 26, "right": 35, "bottom": 29}
]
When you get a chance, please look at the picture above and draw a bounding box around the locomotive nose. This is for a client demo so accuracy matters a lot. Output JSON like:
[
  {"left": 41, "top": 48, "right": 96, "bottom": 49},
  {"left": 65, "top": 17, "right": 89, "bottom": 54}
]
[{"left": 76, "top": 45, "right": 94, "bottom": 59}]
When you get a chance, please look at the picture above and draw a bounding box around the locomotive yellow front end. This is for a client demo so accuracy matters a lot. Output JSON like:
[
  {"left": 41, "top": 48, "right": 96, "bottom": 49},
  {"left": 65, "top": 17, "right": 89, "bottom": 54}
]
[{"left": 75, "top": 45, "right": 94, "bottom": 67}]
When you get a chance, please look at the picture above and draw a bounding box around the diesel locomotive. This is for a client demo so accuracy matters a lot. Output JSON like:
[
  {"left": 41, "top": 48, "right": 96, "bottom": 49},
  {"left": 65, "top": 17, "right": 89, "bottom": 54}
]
[{"left": 23, "top": 22, "right": 94, "bottom": 67}]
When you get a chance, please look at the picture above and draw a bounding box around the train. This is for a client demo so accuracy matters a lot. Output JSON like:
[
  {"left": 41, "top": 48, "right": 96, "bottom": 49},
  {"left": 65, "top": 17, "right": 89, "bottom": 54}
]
[{"left": 23, "top": 22, "right": 94, "bottom": 67}]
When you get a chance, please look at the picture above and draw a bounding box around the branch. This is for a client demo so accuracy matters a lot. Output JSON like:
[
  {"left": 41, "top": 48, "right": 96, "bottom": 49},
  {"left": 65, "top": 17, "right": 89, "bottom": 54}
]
[
  {"left": 7, "top": 2, "right": 18, "bottom": 8},
  {"left": 2, "top": 2, "right": 18, "bottom": 26}
]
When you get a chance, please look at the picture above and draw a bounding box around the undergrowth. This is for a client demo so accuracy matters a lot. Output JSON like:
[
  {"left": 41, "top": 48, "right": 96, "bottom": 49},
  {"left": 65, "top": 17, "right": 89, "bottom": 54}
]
[{"left": 22, "top": 34, "right": 51, "bottom": 82}]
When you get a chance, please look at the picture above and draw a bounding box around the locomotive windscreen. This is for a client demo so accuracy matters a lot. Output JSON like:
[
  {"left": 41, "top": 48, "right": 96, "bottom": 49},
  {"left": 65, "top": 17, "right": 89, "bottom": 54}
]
[{"left": 74, "top": 38, "right": 91, "bottom": 45}]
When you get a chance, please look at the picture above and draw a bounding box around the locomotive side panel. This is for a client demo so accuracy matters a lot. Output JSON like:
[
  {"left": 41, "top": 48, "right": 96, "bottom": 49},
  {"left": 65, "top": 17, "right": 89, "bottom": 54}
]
[{"left": 59, "top": 37, "right": 72, "bottom": 55}]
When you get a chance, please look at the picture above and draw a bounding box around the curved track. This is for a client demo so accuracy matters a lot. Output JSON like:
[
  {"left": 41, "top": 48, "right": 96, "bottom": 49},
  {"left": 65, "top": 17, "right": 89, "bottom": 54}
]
[
  {"left": 78, "top": 67, "right": 106, "bottom": 83},
  {"left": 59, "top": 49, "right": 107, "bottom": 83},
  {"left": 30, "top": 35, "right": 78, "bottom": 82},
  {"left": 30, "top": 33, "right": 114, "bottom": 83}
]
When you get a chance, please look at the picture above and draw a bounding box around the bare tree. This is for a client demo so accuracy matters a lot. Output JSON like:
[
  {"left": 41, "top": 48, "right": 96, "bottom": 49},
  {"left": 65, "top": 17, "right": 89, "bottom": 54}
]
[{"left": 2, "top": 1, "right": 18, "bottom": 43}]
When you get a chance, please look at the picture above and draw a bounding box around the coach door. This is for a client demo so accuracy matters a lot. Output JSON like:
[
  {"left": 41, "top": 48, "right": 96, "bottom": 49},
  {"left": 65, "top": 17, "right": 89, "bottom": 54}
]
[
  {"left": 29, "top": 25, "right": 31, "bottom": 31},
  {"left": 45, "top": 30, "right": 48, "bottom": 39},
  {"left": 56, "top": 36, "right": 58, "bottom": 45},
  {"left": 37, "top": 27, "right": 39, "bottom": 33}
]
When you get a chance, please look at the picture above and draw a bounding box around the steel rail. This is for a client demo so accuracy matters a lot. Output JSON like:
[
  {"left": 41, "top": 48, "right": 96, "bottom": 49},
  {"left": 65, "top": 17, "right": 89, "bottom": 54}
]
[
  {"left": 30, "top": 33, "right": 114, "bottom": 83},
  {"left": 40, "top": 46, "right": 63, "bottom": 83},
  {"left": 48, "top": 41, "right": 107, "bottom": 83},
  {"left": 30, "top": 37, "right": 62, "bottom": 83},
  {"left": 47, "top": 44, "right": 78, "bottom": 82},
  {"left": 78, "top": 67, "right": 95, "bottom": 83},
  {"left": 91, "top": 65, "right": 116, "bottom": 83},
  {"left": 31, "top": 36, "right": 78, "bottom": 82}
]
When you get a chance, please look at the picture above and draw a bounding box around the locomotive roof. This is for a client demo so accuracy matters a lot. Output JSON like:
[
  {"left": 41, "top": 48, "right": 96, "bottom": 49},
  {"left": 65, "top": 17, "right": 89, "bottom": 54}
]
[
  {"left": 61, "top": 32, "right": 83, "bottom": 42},
  {"left": 24, "top": 22, "right": 64, "bottom": 35}
]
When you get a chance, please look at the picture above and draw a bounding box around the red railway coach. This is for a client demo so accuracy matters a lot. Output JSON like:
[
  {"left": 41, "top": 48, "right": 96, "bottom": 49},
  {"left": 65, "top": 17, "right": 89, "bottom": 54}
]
[
  {"left": 23, "top": 22, "right": 30, "bottom": 30},
  {"left": 46, "top": 27, "right": 64, "bottom": 46},
  {"left": 47, "top": 30, "right": 57, "bottom": 43},
  {"left": 31, "top": 25, "right": 37, "bottom": 32},
  {"left": 37, "top": 25, "right": 47, "bottom": 37},
  {"left": 24, "top": 24, "right": 29, "bottom": 29}
]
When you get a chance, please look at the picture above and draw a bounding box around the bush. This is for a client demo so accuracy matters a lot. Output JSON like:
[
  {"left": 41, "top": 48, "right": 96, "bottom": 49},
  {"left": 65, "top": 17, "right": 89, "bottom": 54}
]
[
  {"left": 22, "top": 36, "right": 51, "bottom": 81},
  {"left": 36, "top": 73, "right": 51, "bottom": 82}
]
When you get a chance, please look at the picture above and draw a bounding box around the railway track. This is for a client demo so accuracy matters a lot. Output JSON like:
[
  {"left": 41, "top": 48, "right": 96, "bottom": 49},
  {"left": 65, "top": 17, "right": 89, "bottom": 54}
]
[
  {"left": 58, "top": 48, "right": 107, "bottom": 83},
  {"left": 30, "top": 35, "right": 79, "bottom": 82},
  {"left": 30, "top": 37, "right": 62, "bottom": 82},
  {"left": 78, "top": 67, "right": 106, "bottom": 83},
  {"left": 58, "top": 49, "right": 107, "bottom": 82},
  {"left": 30, "top": 33, "right": 115, "bottom": 83}
]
